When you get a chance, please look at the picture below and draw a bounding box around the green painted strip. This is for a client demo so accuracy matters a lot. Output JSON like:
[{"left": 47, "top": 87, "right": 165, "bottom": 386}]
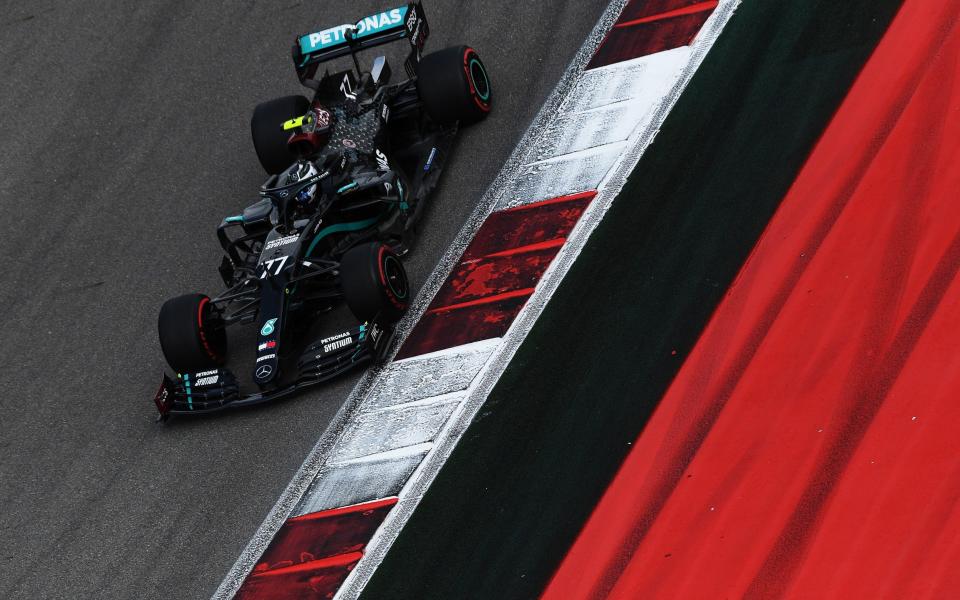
[
  {"left": 470, "top": 58, "right": 491, "bottom": 101},
  {"left": 183, "top": 374, "right": 193, "bottom": 410},
  {"left": 224, "top": 215, "right": 244, "bottom": 223},
  {"left": 305, "top": 216, "right": 381, "bottom": 258},
  {"left": 397, "top": 180, "right": 408, "bottom": 211}
]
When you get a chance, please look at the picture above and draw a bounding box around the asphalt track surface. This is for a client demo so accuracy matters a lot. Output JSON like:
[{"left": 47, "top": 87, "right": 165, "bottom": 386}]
[{"left": 0, "top": 2, "right": 608, "bottom": 598}]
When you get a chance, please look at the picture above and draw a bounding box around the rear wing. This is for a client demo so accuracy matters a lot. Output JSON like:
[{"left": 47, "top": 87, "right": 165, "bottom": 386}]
[{"left": 292, "top": 2, "right": 429, "bottom": 83}]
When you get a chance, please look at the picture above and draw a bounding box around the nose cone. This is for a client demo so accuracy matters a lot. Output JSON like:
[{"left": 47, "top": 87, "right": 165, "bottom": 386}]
[
  {"left": 255, "top": 316, "right": 281, "bottom": 386},
  {"left": 253, "top": 360, "right": 278, "bottom": 386}
]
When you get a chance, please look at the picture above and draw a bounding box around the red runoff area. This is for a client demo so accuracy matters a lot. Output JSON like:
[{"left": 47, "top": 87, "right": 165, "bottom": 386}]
[{"left": 544, "top": 1, "right": 960, "bottom": 598}]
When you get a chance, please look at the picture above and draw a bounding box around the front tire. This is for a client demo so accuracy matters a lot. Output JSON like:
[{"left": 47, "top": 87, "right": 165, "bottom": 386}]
[
  {"left": 158, "top": 294, "right": 227, "bottom": 374},
  {"left": 416, "top": 46, "right": 491, "bottom": 126},
  {"left": 251, "top": 95, "right": 310, "bottom": 174},
  {"left": 340, "top": 242, "right": 410, "bottom": 323}
]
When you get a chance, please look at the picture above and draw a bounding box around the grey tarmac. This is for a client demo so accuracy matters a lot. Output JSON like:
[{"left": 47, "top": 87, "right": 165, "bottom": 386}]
[{"left": 0, "top": 1, "right": 607, "bottom": 598}]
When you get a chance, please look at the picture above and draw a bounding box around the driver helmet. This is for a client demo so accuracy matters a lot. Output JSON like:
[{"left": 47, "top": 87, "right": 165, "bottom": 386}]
[
  {"left": 281, "top": 160, "right": 319, "bottom": 206},
  {"left": 286, "top": 105, "right": 333, "bottom": 157}
]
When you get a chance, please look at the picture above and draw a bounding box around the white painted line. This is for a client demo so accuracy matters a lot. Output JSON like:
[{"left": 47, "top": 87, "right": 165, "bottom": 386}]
[
  {"left": 329, "top": 442, "right": 434, "bottom": 467},
  {"left": 500, "top": 141, "right": 629, "bottom": 208},
  {"left": 366, "top": 338, "right": 498, "bottom": 410},
  {"left": 330, "top": 398, "right": 460, "bottom": 463},
  {"left": 566, "top": 46, "right": 691, "bottom": 111},
  {"left": 533, "top": 49, "right": 691, "bottom": 159},
  {"left": 390, "top": 336, "right": 500, "bottom": 364},
  {"left": 293, "top": 445, "right": 430, "bottom": 516},
  {"left": 362, "top": 390, "right": 466, "bottom": 415},
  {"left": 498, "top": 48, "right": 692, "bottom": 209}
]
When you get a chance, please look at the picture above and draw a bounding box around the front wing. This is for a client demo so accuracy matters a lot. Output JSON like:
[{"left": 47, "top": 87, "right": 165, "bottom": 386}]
[{"left": 153, "top": 323, "right": 394, "bottom": 420}]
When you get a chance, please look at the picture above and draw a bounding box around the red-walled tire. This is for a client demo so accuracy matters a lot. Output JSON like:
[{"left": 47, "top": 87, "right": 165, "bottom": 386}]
[
  {"left": 340, "top": 242, "right": 410, "bottom": 323},
  {"left": 158, "top": 294, "right": 227, "bottom": 374},
  {"left": 416, "top": 46, "right": 491, "bottom": 126}
]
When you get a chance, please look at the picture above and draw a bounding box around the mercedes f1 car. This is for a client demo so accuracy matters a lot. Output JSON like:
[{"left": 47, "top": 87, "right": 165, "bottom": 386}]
[{"left": 153, "top": 2, "right": 491, "bottom": 419}]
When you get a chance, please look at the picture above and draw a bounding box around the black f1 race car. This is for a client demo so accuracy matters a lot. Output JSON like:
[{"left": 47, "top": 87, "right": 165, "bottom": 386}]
[{"left": 153, "top": 2, "right": 491, "bottom": 419}]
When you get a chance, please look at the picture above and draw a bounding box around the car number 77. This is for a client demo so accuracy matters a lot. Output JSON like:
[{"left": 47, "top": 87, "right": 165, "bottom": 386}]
[{"left": 260, "top": 256, "right": 289, "bottom": 278}]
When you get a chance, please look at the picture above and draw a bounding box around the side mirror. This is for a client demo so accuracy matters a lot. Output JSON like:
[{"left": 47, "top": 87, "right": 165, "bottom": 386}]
[{"left": 371, "top": 56, "right": 392, "bottom": 85}]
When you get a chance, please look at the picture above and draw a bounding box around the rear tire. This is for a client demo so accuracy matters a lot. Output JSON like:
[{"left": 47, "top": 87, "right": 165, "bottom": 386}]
[
  {"left": 416, "top": 46, "right": 491, "bottom": 126},
  {"left": 251, "top": 95, "right": 310, "bottom": 174},
  {"left": 158, "top": 294, "right": 227, "bottom": 374},
  {"left": 340, "top": 242, "right": 410, "bottom": 323}
]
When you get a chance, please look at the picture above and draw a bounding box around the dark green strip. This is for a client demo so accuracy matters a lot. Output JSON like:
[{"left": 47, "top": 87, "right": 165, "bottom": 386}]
[
  {"left": 305, "top": 216, "right": 380, "bottom": 257},
  {"left": 363, "top": 1, "right": 904, "bottom": 598}
]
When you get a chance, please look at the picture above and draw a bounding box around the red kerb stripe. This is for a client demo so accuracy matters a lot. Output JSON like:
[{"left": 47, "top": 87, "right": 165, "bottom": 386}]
[{"left": 614, "top": 1, "right": 718, "bottom": 28}]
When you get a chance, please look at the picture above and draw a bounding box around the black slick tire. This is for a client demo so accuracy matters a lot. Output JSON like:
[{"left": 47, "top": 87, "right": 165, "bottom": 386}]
[
  {"left": 158, "top": 294, "right": 227, "bottom": 374},
  {"left": 416, "top": 46, "right": 491, "bottom": 126},
  {"left": 251, "top": 95, "right": 310, "bottom": 174},
  {"left": 340, "top": 242, "right": 410, "bottom": 323}
]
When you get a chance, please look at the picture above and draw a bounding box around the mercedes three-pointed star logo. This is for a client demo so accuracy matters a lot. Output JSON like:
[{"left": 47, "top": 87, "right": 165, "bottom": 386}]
[{"left": 255, "top": 364, "right": 273, "bottom": 379}]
